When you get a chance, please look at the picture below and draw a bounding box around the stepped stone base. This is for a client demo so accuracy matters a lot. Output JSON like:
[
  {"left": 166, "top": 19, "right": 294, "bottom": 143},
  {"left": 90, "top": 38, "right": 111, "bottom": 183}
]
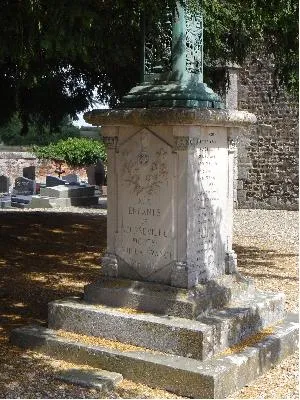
[
  {"left": 10, "top": 314, "right": 298, "bottom": 399},
  {"left": 10, "top": 274, "right": 299, "bottom": 398},
  {"left": 48, "top": 291, "right": 285, "bottom": 360}
]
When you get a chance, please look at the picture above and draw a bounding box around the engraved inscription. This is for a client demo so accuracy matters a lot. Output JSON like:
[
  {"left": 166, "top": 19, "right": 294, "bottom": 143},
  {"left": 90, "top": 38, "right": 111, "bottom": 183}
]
[
  {"left": 116, "top": 129, "right": 173, "bottom": 278},
  {"left": 187, "top": 131, "right": 228, "bottom": 281},
  {"left": 175, "top": 135, "right": 217, "bottom": 151}
]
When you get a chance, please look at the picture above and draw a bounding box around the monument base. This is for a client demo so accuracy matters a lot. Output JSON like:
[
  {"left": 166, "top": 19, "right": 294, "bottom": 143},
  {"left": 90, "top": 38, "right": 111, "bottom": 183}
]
[{"left": 10, "top": 276, "right": 298, "bottom": 398}]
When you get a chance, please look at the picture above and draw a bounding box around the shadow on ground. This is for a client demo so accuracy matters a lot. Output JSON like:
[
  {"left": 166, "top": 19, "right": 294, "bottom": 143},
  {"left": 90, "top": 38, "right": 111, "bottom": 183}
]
[
  {"left": 0, "top": 212, "right": 107, "bottom": 336},
  {"left": 233, "top": 244, "right": 298, "bottom": 282}
]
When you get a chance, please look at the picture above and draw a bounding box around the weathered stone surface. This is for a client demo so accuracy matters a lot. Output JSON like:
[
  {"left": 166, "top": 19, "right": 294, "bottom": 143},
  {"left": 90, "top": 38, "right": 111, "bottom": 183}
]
[
  {"left": 40, "top": 185, "right": 95, "bottom": 198},
  {"left": 236, "top": 56, "right": 298, "bottom": 210},
  {"left": 84, "top": 108, "right": 256, "bottom": 127},
  {"left": 96, "top": 122, "right": 248, "bottom": 287},
  {"left": 46, "top": 175, "right": 67, "bottom": 187},
  {"left": 48, "top": 292, "right": 285, "bottom": 360},
  {"left": 26, "top": 195, "right": 99, "bottom": 209},
  {"left": 61, "top": 174, "right": 79, "bottom": 184},
  {"left": 56, "top": 368, "right": 123, "bottom": 390},
  {"left": 84, "top": 275, "right": 256, "bottom": 319},
  {"left": 12, "top": 177, "right": 35, "bottom": 195},
  {"left": 10, "top": 313, "right": 299, "bottom": 399}
]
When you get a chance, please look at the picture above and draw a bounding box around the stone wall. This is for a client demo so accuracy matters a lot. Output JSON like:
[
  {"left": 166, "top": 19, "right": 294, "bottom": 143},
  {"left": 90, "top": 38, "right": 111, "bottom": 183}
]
[
  {"left": 0, "top": 147, "right": 88, "bottom": 192},
  {"left": 0, "top": 148, "right": 37, "bottom": 192},
  {"left": 236, "top": 56, "right": 299, "bottom": 210}
]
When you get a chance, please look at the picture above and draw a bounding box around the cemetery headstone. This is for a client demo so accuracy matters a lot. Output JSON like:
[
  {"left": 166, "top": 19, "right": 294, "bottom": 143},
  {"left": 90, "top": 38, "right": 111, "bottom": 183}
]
[
  {"left": 12, "top": 177, "right": 35, "bottom": 195},
  {"left": 0, "top": 175, "right": 9, "bottom": 194},
  {"left": 23, "top": 166, "right": 36, "bottom": 180},
  {"left": 46, "top": 175, "right": 67, "bottom": 187},
  {"left": 62, "top": 174, "right": 79, "bottom": 184},
  {"left": 86, "top": 165, "right": 96, "bottom": 185},
  {"left": 86, "top": 162, "right": 106, "bottom": 186},
  {"left": 94, "top": 161, "right": 106, "bottom": 186}
]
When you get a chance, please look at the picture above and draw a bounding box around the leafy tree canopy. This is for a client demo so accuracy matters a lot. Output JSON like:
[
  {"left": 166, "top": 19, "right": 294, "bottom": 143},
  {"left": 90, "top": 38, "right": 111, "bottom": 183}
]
[
  {"left": 0, "top": 0, "right": 298, "bottom": 134},
  {"left": 0, "top": 113, "right": 80, "bottom": 146}
]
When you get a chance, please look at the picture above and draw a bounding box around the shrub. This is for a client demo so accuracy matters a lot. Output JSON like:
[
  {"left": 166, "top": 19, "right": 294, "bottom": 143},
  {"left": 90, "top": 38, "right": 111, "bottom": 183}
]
[{"left": 33, "top": 137, "right": 107, "bottom": 167}]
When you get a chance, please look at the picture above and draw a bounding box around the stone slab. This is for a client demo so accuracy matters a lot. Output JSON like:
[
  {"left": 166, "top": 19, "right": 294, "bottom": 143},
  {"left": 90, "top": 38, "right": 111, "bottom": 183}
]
[
  {"left": 40, "top": 185, "right": 95, "bottom": 198},
  {"left": 11, "top": 195, "right": 32, "bottom": 204},
  {"left": 56, "top": 368, "right": 122, "bottom": 391},
  {"left": 0, "top": 200, "right": 12, "bottom": 209},
  {"left": 11, "top": 202, "right": 28, "bottom": 209},
  {"left": 84, "top": 275, "right": 256, "bottom": 319},
  {"left": 61, "top": 174, "right": 79, "bottom": 184},
  {"left": 10, "top": 313, "right": 299, "bottom": 398},
  {"left": 48, "top": 293, "right": 285, "bottom": 360},
  {"left": 46, "top": 176, "right": 66, "bottom": 187},
  {"left": 27, "top": 195, "right": 99, "bottom": 209}
]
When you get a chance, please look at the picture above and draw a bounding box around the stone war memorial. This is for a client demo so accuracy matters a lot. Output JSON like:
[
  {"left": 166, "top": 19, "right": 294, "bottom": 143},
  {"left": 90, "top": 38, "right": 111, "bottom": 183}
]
[{"left": 11, "top": 3, "right": 298, "bottom": 398}]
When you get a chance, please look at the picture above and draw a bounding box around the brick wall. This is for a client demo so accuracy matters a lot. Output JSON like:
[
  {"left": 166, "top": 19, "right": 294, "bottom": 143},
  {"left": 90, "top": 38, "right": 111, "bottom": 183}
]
[{"left": 236, "top": 56, "right": 299, "bottom": 210}]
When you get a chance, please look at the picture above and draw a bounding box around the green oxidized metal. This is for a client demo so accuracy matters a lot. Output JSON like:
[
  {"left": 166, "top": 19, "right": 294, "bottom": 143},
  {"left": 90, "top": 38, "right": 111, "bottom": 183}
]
[{"left": 119, "top": 1, "right": 224, "bottom": 109}]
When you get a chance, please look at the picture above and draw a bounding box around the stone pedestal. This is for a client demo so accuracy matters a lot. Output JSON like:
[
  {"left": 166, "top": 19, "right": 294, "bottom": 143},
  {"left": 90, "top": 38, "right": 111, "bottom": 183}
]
[{"left": 85, "top": 108, "right": 255, "bottom": 288}]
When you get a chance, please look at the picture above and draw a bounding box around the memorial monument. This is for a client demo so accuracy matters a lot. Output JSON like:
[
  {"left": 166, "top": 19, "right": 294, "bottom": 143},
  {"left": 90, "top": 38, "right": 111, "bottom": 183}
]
[{"left": 11, "top": 2, "right": 298, "bottom": 398}]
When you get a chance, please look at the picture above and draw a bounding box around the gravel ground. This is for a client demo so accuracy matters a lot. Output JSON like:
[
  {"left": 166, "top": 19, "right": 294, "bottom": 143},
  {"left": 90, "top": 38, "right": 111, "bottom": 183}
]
[{"left": 0, "top": 207, "right": 298, "bottom": 399}]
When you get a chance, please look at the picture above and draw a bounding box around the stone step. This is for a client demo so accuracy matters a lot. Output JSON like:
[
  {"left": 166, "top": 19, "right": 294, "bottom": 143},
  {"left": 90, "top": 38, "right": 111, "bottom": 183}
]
[
  {"left": 84, "top": 275, "right": 256, "bottom": 319},
  {"left": 10, "top": 313, "right": 299, "bottom": 399},
  {"left": 48, "top": 291, "right": 285, "bottom": 361},
  {"left": 55, "top": 367, "right": 123, "bottom": 391}
]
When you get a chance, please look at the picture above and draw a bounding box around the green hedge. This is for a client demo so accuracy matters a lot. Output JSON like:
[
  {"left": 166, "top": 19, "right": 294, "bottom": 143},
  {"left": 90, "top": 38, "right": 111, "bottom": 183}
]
[{"left": 33, "top": 137, "right": 107, "bottom": 167}]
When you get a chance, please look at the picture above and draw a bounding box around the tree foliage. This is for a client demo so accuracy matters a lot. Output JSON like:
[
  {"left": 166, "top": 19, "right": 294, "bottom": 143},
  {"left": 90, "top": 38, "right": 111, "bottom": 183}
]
[
  {"left": 33, "top": 137, "right": 107, "bottom": 167},
  {"left": 0, "top": 0, "right": 297, "bottom": 135},
  {"left": 0, "top": 114, "right": 80, "bottom": 146}
]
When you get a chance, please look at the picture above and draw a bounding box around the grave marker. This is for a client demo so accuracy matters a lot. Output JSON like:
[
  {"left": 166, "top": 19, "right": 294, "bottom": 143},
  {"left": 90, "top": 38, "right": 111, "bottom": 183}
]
[
  {"left": 23, "top": 166, "right": 36, "bottom": 180},
  {"left": 62, "top": 174, "right": 79, "bottom": 184},
  {"left": 46, "top": 175, "right": 66, "bottom": 187},
  {"left": 13, "top": 177, "right": 35, "bottom": 195},
  {"left": 0, "top": 175, "right": 9, "bottom": 193}
]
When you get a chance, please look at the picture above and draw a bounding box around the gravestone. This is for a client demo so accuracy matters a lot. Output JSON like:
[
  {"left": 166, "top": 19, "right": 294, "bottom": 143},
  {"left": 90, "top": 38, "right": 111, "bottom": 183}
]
[
  {"left": 46, "top": 175, "right": 66, "bottom": 187},
  {"left": 23, "top": 166, "right": 36, "bottom": 180},
  {"left": 86, "top": 162, "right": 106, "bottom": 186},
  {"left": 0, "top": 175, "right": 9, "bottom": 193},
  {"left": 26, "top": 184, "right": 99, "bottom": 208},
  {"left": 12, "top": 177, "right": 35, "bottom": 195},
  {"left": 62, "top": 173, "right": 79, "bottom": 184}
]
